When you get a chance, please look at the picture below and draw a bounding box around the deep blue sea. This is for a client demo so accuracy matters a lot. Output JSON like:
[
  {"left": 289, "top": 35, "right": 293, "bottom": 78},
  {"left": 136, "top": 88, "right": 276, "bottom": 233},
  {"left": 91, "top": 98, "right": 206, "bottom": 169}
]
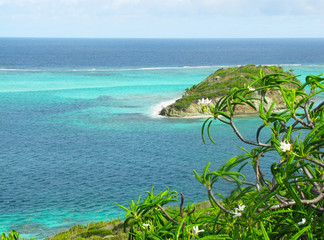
[{"left": 0, "top": 38, "right": 323, "bottom": 239}]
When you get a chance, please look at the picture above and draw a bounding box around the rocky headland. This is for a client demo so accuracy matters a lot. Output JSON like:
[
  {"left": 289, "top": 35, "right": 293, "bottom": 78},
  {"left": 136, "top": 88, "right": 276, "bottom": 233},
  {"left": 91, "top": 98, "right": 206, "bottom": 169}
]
[{"left": 159, "top": 65, "right": 299, "bottom": 117}]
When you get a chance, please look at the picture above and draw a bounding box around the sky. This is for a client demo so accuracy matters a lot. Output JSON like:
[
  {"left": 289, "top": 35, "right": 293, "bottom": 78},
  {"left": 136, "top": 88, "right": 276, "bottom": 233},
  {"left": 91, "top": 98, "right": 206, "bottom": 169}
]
[{"left": 0, "top": 0, "right": 323, "bottom": 38}]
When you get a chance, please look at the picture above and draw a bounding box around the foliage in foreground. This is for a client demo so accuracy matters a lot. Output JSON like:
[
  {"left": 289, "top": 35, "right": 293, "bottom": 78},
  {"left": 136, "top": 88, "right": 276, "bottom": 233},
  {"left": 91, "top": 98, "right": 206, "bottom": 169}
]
[
  {"left": 1, "top": 231, "right": 29, "bottom": 240},
  {"left": 117, "top": 71, "right": 324, "bottom": 239}
]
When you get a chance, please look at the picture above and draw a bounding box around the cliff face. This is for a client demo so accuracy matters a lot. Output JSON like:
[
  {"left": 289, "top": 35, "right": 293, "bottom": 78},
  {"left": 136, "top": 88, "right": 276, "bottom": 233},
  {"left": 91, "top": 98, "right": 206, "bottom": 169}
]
[{"left": 159, "top": 65, "right": 298, "bottom": 117}]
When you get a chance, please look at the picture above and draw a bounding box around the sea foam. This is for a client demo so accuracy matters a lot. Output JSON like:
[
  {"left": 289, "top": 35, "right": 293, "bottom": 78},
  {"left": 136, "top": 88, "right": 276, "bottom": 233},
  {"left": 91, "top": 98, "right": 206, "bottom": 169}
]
[{"left": 151, "top": 99, "right": 177, "bottom": 117}]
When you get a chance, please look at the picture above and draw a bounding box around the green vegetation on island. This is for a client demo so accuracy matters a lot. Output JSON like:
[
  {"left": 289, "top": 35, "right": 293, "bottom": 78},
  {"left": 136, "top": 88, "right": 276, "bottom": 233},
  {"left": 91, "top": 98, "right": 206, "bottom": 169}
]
[{"left": 160, "top": 65, "right": 299, "bottom": 117}]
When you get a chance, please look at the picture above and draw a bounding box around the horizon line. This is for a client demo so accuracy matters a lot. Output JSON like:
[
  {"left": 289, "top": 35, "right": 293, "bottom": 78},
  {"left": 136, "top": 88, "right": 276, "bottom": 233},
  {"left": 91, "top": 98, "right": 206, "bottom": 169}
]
[{"left": 1, "top": 37, "right": 324, "bottom": 40}]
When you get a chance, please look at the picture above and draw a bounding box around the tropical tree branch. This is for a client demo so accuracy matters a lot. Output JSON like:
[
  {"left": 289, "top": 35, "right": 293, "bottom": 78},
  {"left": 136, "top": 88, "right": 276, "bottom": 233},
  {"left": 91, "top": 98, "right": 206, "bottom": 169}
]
[
  {"left": 157, "top": 205, "right": 179, "bottom": 225},
  {"left": 230, "top": 116, "right": 271, "bottom": 147},
  {"left": 208, "top": 187, "right": 235, "bottom": 215},
  {"left": 265, "top": 193, "right": 324, "bottom": 211}
]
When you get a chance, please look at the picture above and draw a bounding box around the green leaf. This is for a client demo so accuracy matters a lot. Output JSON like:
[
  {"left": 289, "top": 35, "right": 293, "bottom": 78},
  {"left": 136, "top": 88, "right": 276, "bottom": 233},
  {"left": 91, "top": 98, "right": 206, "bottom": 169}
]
[
  {"left": 227, "top": 98, "right": 234, "bottom": 115},
  {"left": 286, "top": 126, "right": 292, "bottom": 143},
  {"left": 193, "top": 170, "right": 203, "bottom": 184},
  {"left": 214, "top": 110, "right": 231, "bottom": 119},
  {"left": 207, "top": 120, "right": 217, "bottom": 144},
  {"left": 304, "top": 122, "right": 324, "bottom": 146},
  {"left": 266, "top": 99, "right": 277, "bottom": 119},
  {"left": 201, "top": 117, "right": 212, "bottom": 144},
  {"left": 238, "top": 162, "right": 249, "bottom": 173},
  {"left": 260, "top": 221, "right": 270, "bottom": 240},
  {"left": 291, "top": 225, "right": 310, "bottom": 240},
  {"left": 280, "top": 86, "right": 292, "bottom": 110},
  {"left": 296, "top": 89, "right": 324, "bottom": 109},
  {"left": 203, "top": 162, "right": 211, "bottom": 180},
  {"left": 269, "top": 115, "right": 287, "bottom": 123},
  {"left": 259, "top": 102, "right": 266, "bottom": 120},
  {"left": 214, "top": 192, "right": 226, "bottom": 202},
  {"left": 136, "top": 195, "right": 142, "bottom": 206},
  {"left": 284, "top": 180, "right": 304, "bottom": 210},
  {"left": 252, "top": 187, "right": 279, "bottom": 215},
  {"left": 175, "top": 217, "right": 186, "bottom": 240},
  {"left": 115, "top": 203, "right": 131, "bottom": 212},
  {"left": 245, "top": 99, "right": 257, "bottom": 110}
]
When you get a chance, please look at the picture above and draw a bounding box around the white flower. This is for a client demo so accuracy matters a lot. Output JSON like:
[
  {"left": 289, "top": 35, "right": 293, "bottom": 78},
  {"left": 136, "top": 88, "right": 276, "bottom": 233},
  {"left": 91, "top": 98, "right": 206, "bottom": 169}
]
[
  {"left": 205, "top": 98, "right": 212, "bottom": 105},
  {"left": 248, "top": 86, "right": 255, "bottom": 91},
  {"left": 237, "top": 204, "right": 246, "bottom": 211},
  {"left": 197, "top": 98, "right": 204, "bottom": 105},
  {"left": 198, "top": 98, "right": 212, "bottom": 105},
  {"left": 297, "top": 218, "right": 306, "bottom": 226},
  {"left": 198, "top": 98, "right": 212, "bottom": 113},
  {"left": 233, "top": 204, "right": 245, "bottom": 218},
  {"left": 142, "top": 223, "right": 150, "bottom": 229},
  {"left": 233, "top": 209, "right": 242, "bottom": 218},
  {"left": 279, "top": 140, "right": 291, "bottom": 152},
  {"left": 193, "top": 225, "right": 204, "bottom": 235}
]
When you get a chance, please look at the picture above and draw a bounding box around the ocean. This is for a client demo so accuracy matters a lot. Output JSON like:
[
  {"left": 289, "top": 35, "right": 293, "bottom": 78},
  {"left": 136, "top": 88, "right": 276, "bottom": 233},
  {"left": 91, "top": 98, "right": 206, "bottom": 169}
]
[{"left": 0, "top": 38, "right": 323, "bottom": 239}]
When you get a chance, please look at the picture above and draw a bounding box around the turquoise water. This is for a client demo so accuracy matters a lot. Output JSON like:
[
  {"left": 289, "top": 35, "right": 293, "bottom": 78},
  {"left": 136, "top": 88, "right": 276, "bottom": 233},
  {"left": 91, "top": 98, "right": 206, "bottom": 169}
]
[
  {"left": 0, "top": 65, "right": 322, "bottom": 239},
  {"left": 0, "top": 38, "right": 323, "bottom": 239}
]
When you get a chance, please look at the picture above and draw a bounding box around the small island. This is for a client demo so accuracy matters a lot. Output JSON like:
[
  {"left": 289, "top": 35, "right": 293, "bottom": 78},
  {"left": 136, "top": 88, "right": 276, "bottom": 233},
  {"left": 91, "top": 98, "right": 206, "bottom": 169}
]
[{"left": 159, "top": 65, "right": 298, "bottom": 117}]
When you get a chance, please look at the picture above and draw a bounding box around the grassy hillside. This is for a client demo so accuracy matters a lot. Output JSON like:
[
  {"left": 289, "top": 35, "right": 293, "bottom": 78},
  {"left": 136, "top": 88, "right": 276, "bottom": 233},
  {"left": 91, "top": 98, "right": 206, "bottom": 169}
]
[{"left": 171, "top": 65, "right": 295, "bottom": 110}]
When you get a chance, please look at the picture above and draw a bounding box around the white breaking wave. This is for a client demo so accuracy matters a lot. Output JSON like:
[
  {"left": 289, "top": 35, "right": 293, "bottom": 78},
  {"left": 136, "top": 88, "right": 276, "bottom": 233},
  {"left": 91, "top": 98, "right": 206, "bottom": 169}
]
[
  {"left": 1, "top": 64, "right": 323, "bottom": 73},
  {"left": 136, "top": 65, "right": 224, "bottom": 70},
  {"left": 0, "top": 65, "right": 223, "bottom": 73},
  {"left": 151, "top": 98, "right": 178, "bottom": 118},
  {"left": 0, "top": 68, "right": 46, "bottom": 72}
]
